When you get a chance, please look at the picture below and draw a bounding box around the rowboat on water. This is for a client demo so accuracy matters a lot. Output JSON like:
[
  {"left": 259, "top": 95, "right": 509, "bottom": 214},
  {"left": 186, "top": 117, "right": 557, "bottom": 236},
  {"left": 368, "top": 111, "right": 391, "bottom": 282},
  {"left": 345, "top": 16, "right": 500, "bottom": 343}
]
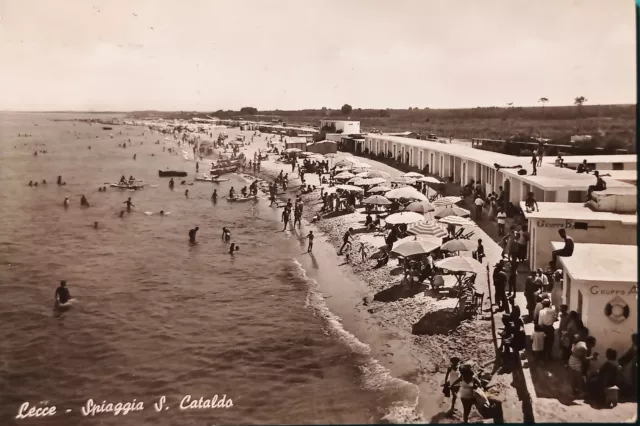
[
  {"left": 159, "top": 170, "right": 188, "bottom": 177},
  {"left": 226, "top": 195, "right": 257, "bottom": 203},
  {"left": 109, "top": 183, "right": 144, "bottom": 190},
  {"left": 210, "top": 165, "right": 238, "bottom": 175}
]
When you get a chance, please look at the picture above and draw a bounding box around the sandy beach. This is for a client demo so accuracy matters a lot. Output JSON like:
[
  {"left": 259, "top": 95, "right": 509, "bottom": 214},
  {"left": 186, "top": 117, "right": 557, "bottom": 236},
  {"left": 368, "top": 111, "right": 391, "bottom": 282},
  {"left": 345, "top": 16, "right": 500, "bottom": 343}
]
[{"left": 200, "top": 129, "right": 522, "bottom": 423}]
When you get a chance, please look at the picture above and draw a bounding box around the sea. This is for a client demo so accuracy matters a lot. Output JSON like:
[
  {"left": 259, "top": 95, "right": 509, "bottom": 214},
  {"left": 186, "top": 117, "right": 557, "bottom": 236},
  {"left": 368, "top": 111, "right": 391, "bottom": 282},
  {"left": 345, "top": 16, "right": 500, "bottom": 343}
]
[{"left": 0, "top": 113, "right": 420, "bottom": 426}]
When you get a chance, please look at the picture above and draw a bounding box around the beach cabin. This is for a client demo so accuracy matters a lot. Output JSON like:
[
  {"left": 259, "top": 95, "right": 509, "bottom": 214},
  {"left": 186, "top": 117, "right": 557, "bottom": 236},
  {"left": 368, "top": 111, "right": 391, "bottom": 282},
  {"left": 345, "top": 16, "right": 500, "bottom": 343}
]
[
  {"left": 306, "top": 140, "right": 337, "bottom": 155},
  {"left": 521, "top": 202, "right": 637, "bottom": 271},
  {"left": 555, "top": 242, "right": 637, "bottom": 362},
  {"left": 285, "top": 137, "right": 307, "bottom": 152}
]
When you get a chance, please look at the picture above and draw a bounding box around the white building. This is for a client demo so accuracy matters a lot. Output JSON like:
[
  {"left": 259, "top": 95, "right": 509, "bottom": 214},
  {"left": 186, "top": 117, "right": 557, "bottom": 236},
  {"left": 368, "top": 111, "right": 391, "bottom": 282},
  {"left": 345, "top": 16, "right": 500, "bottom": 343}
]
[
  {"left": 555, "top": 242, "right": 637, "bottom": 362},
  {"left": 320, "top": 120, "right": 361, "bottom": 135}
]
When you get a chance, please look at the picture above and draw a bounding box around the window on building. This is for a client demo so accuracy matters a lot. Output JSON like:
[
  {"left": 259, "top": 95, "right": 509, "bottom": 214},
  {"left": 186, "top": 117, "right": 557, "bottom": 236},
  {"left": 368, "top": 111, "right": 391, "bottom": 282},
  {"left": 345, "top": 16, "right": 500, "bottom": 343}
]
[
  {"left": 568, "top": 191, "right": 585, "bottom": 203},
  {"left": 612, "top": 163, "right": 624, "bottom": 170}
]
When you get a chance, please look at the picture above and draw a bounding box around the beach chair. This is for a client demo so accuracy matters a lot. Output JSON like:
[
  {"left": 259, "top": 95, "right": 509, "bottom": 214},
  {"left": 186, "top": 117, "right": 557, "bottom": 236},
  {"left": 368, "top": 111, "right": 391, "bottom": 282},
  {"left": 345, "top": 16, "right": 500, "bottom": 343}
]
[
  {"left": 459, "top": 230, "right": 475, "bottom": 240},
  {"left": 473, "top": 292, "right": 485, "bottom": 318},
  {"left": 452, "top": 228, "right": 464, "bottom": 239}
]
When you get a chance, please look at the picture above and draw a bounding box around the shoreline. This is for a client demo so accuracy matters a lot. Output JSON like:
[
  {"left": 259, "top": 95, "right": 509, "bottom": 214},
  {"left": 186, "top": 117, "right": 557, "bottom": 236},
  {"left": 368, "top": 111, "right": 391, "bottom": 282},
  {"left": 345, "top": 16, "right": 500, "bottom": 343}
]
[{"left": 219, "top": 133, "right": 508, "bottom": 423}]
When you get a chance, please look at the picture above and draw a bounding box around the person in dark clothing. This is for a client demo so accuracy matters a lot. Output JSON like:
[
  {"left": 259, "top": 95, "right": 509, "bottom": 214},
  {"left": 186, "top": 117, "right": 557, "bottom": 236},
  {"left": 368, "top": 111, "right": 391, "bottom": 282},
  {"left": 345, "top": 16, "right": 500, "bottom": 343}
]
[
  {"left": 123, "top": 197, "right": 135, "bottom": 212},
  {"left": 493, "top": 262, "right": 509, "bottom": 313},
  {"left": 55, "top": 280, "right": 71, "bottom": 305},
  {"left": 473, "top": 239, "right": 486, "bottom": 263},
  {"left": 306, "top": 231, "right": 314, "bottom": 253},
  {"left": 188, "top": 226, "right": 199, "bottom": 243},
  {"left": 587, "top": 348, "right": 622, "bottom": 403},
  {"left": 339, "top": 228, "right": 354, "bottom": 255},
  {"left": 524, "top": 275, "right": 539, "bottom": 320},
  {"left": 551, "top": 228, "right": 574, "bottom": 269},
  {"left": 507, "top": 260, "right": 518, "bottom": 296},
  {"left": 587, "top": 171, "right": 610, "bottom": 200},
  {"left": 530, "top": 153, "right": 537, "bottom": 176},
  {"left": 576, "top": 160, "right": 588, "bottom": 174},
  {"left": 618, "top": 333, "right": 638, "bottom": 397}
]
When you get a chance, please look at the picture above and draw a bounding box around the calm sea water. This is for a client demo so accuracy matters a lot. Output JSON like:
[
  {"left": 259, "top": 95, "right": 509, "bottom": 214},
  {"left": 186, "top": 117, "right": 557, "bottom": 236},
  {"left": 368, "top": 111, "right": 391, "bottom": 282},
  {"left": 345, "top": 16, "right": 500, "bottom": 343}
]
[{"left": 0, "top": 113, "right": 417, "bottom": 426}]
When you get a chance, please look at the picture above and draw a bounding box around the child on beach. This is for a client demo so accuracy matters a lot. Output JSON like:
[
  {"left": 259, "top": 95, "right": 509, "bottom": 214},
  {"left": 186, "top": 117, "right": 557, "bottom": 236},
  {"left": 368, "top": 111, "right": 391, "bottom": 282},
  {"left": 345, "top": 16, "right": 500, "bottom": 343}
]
[
  {"left": 443, "top": 357, "right": 461, "bottom": 415},
  {"left": 358, "top": 243, "right": 367, "bottom": 262}
]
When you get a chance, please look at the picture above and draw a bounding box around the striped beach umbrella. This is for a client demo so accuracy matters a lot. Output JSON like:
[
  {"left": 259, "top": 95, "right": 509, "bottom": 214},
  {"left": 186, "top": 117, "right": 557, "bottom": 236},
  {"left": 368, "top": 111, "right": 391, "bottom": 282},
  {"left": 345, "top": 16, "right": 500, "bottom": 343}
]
[
  {"left": 438, "top": 216, "right": 477, "bottom": 227},
  {"left": 407, "top": 221, "right": 448, "bottom": 238},
  {"left": 368, "top": 185, "right": 392, "bottom": 193},
  {"left": 434, "top": 205, "right": 470, "bottom": 219},
  {"left": 405, "top": 200, "right": 436, "bottom": 214},
  {"left": 367, "top": 170, "right": 391, "bottom": 179},
  {"left": 433, "top": 196, "right": 463, "bottom": 207}
]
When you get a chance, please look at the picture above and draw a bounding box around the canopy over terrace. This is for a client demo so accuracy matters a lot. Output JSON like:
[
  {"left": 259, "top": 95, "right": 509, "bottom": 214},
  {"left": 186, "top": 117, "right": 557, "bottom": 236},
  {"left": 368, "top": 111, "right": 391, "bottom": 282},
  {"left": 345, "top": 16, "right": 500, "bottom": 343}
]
[{"left": 361, "top": 134, "right": 634, "bottom": 204}]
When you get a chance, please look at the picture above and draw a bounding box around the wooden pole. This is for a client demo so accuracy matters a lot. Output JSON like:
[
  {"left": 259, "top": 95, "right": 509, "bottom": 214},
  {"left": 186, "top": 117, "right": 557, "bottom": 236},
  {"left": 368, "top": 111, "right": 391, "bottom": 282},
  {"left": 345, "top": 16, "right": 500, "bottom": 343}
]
[{"left": 486, "top": 264, "right": 499, "bottom": 357}]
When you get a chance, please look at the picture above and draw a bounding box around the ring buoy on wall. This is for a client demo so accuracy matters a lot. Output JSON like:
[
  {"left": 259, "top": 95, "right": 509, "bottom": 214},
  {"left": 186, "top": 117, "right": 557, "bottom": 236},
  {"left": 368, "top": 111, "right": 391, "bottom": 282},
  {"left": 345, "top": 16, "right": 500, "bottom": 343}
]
[{"left": 604, "top": 296, "right": 630, "bottom": 324}]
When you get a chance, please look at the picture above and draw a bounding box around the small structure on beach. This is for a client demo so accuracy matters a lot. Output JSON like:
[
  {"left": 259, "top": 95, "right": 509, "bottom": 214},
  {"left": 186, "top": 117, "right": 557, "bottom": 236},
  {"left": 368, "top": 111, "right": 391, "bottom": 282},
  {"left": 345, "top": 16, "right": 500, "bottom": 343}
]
[
  {"left": 285, "top": 137, "right": 307, "bottom": 152},
  {"left": 521, "top": 202, "right": 637, "bottom": 270},
  {"left": 554, "top": 242, "right": 637, "bottom": 362},
  {"left": 306, "top": 140, "right": 337, "bottom": 155}
]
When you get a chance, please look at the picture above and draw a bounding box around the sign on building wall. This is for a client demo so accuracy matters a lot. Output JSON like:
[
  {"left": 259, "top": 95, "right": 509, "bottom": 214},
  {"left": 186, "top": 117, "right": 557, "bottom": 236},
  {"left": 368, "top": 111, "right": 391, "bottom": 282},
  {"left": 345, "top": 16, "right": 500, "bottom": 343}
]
[{"left": 535, "top": 219, "right": 604, "bottom": 230}]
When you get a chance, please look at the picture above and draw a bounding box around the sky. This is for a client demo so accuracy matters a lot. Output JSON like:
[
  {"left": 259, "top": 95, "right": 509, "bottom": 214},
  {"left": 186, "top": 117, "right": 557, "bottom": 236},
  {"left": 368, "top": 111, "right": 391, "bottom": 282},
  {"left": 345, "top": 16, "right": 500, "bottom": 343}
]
[{"left": 0, "top": 0, "right": 636, "bottom": 111}]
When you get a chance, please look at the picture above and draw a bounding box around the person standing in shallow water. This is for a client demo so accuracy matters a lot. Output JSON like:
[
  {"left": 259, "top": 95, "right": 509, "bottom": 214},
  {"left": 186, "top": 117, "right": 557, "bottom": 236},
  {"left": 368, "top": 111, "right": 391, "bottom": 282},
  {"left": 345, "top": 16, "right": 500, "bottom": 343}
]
[
  {"left": 212, "top": 190, "right": 218, "bottom": 203},
  {"left": 123, "top": 197, "right": 135, "bottom": 212},
  {"left": 188, "top": 226, "right": 199, "bottom": 243},
  {"left": 306, "top": 231, "right": 314, "bottom": 252},
  {"left": 55, "top": 280, "right": 71, "bottom": 305}
]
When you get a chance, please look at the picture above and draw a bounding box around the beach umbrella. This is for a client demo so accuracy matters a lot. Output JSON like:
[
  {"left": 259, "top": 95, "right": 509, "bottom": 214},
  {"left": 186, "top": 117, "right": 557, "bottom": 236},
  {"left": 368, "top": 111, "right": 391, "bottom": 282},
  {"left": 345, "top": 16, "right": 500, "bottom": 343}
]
[
  {"left": 334, "top": 159, "right": 354, "bottom": 168},
  {"left": 335, "top": 171, "right": 355, "bottom": 180},
  {"left": 405, "top": 200, "right": 436, "bottom": 214},
  {"left": 334, "top": 166, "right": 352, "bottom": 173},
  {"left": 385, "top": 211, "right": 425, "bottom": 225},
  {"left": 354, "top": 177, "right": 386, "bottom": 187},
  {"left": 433, "top": 196, "right": 463, "bottom": 207},
  {"left": 403, "top": 172, "right": 424, "bottom": 178},
  {"left": 363, "top": 195, "right": 392, "bottom": 206},
  {"left": 390, "top": 176, "right": 417, "bottom": 185},
  {"left": 354, "top": 163, "right": 372, "bottom": 169},
  {"left": 386, "top": 187, "right": 428, "bottom": 201},
  {"left": 438, "top": 216, "right": 477, "bottom": 227},
  {"left": 418, "top": 176, "right": 442, "bottom": 184},
  {"left": 355, "top": 171, "right": 370, "bottom": 178},
  {"left": 391, "top": 235, "right": 442, "bottom": 251},
  {"left": 440, "top": 239, "right": 476, "bottom": 252},
  {"left": 336, "top": 184, "right": 364, "bottom": 193},
  {"left": 407, "top": 221, "right": 449, "bottom": 238},
  {"left": 434, "top": 205, "right": 470, "bottom": 219},
  {"left": 368, "top": 185, "right": 392, "bottom": 193},
  {"left": 284, "top": 148, "right": 302, "bottom": 153},
  {"left": 392, "top": 239, "right": 441, "bottom": 258},
  {"left": 367, "top": 170, "right": 391, "bottom": 179},
  {"left": 434, "top": 256, "right": 484, "bottom": 274}
]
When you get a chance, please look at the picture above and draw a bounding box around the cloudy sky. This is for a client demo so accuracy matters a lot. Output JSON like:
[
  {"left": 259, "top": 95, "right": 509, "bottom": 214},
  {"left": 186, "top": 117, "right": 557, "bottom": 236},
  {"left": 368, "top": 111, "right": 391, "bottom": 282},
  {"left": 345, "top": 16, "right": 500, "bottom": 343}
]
[{"left": 0, "top": 0, "right": 635, "bottom": 111}]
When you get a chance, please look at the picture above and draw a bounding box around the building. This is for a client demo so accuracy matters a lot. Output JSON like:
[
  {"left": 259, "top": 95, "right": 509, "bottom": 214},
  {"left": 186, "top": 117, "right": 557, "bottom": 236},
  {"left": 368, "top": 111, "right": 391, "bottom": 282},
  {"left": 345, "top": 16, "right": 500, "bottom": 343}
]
[
  {"left": 306, "top": 140, "right": 337, "bottom": 155},
  {"left": 360, "top": 134, "right": 634, "bottom": 205},
  {"left": 520, "top": 202, "right": 637, "bottom": 271},
  {"left": 284, "top": 137, "right": 308, "bottom": 152},
  {"left": 555, "top": 242, "right": 637, "bottom": 361},
  {"left": 320, "top": 120, "right": 361, "bottom": 135}
]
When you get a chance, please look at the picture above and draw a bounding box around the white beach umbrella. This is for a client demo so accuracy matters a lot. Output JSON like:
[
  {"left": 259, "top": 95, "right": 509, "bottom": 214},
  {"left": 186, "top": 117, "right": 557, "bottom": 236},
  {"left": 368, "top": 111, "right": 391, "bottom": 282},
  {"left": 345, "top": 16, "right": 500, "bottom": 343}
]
[
  {"left": 392, "top": 239, "right": 441, "bottom": 258},
  {"left": 353, "top": 177, "right": 387, "bottom": 187},
  {"left": 434, "top": 205, "right": 471, "bottom": 219},
  {"left": 335, "top": 171, "right": 355, "bottom": 179},
  {"left": 334, "top": 159, "right": 354, "bottom": 168},
  {"left": 438, "top": 216, "right": 477, "bottom": 227},
  {"left": 367, "top": 170, "right": 391, "bottom": 179},
  {"left": 355, "top": 171, "right": 370, "bottom": 178},
  {"left": 405, "top": 200, "right": 436, "bottom": 214},
  {"left": 385, "top": 211, "right": 425, "bottom": 225},
  {"left": 386, "top": 187, "right": 428, "bottom": 201},
  {"left": 335, "top": 184, "right": 364, "bottom": 193},
  {"left": 368, "top": 185, "right": 392, "bottom": 193},
  {"left": 434, "top": 256, "right": 484, "bottom": 274},
  {"left": 407, "top": 221, "right": 449, "bottom": 238},
  {"left": 403, "top": 172, "right": 424, "bottom": 178},
  {"left": 392, "top": 235, "right": 442, "bottom": 251},
  {"left": 433, "top": 196, "right": 463, "bottom": 207},
  {"left": 390, "top": 176, "right": 417, "bottom": 185},
  {"left": 418, "top": 176, "right": 443, "bottom": 184},
  {"left": 363, "top": 195, "right": 392, "bottom": 206},
  {"left": 440, "top": 239, "right": 477, "bottom": 252}
]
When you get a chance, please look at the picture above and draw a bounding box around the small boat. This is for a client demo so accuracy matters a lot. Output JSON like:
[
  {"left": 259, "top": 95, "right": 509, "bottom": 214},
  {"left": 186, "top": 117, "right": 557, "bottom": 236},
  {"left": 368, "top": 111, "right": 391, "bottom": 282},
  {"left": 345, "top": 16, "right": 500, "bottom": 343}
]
[
  {"left": 195, "top": 177, "right": 230, "bottom": 183},
  {"left": 210, "top": 165, "right": 238, "bottom": 175},
  {"left": 109, "top": 183, "right": 144, "bottom": 190},
  {"left": 159, "top": 170, "right": 188, "bottom": 177},
  {"left": 227, "top": 195, "right": 257, "bottom": 203}
]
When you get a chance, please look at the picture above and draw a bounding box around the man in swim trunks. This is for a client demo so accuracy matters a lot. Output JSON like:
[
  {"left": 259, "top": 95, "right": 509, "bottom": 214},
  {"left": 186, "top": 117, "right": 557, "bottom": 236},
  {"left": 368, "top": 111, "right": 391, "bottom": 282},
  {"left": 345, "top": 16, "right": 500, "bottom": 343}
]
[
  {"left": 222, "top": 227, "right": 231, "bottom": 242},
  {"left": 123, "top": 197, "right": 135, "bottom": 212},
  {"left": 306, "top": 231, "right": 314, "bottom": 253},
  {"left": 338, "top": 228, "right": 354, "bottom": 255},
  {"left": 188, "top": 226, "right": 199, "bottom": 243},
  {"left": 55, "top": 280, "right": 71, "bottom": 305},
  {"left": 229, "top": 187, "right": 236, "bottom": 199}
]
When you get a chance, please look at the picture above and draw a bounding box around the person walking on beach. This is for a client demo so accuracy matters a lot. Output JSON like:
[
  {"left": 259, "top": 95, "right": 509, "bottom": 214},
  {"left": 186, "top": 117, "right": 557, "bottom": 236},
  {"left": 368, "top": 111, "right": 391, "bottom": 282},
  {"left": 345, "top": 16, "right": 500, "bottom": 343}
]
[
  {"left": 306, "top": 231, "right": 314, "bottom": 253},
  {"left": 443, "top": 357, "right": 461, "bottom": 416},
  {"left": 537, "top": 142, "right": 545, "bottom": 167},
  {"left": 449, "top": 364, "right": 483, "bottom": 424},
  {"left": 282, "top": 208, "right": 291, "bottom": 231},
  {"left": 358, "top": 243, "right": 368, "bottom": 262},
  {"left": 338, "top": 228, "right": 354, "bottom": 255},
  {"left": 293, "top": 208, "right": 302, "bottom": 229},
  {"left": 474, "top": 195, "right": 484, "bottom": 221},
  {"left": 188, "top": 226, "right": 199, "bottom": 243},
  {"left": 123, "top": 197, "right": 135, "bottom": 212}
]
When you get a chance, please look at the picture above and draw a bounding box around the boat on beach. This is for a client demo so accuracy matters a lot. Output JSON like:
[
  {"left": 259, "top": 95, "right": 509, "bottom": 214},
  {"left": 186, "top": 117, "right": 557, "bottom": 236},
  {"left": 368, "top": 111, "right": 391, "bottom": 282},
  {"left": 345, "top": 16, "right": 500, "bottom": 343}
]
[
  {"left": 158, "top": 170, "right": 188, "bottom": 177},
  {"left": 109, "top": 183, "right": 144, "bottom": 190},
  {"left": 195, "top": 176, "right": 230, "bottom": 183},
  {"left": 209, "top": 165, "right": 238, "bottom": 175}
]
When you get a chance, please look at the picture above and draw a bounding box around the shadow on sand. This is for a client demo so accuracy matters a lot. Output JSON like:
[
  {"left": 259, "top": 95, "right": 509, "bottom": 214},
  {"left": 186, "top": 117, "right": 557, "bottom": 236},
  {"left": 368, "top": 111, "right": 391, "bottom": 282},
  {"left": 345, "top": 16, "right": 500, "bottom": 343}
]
[{"left": 373, "top": 281, "right": 427, "bottom": 303}]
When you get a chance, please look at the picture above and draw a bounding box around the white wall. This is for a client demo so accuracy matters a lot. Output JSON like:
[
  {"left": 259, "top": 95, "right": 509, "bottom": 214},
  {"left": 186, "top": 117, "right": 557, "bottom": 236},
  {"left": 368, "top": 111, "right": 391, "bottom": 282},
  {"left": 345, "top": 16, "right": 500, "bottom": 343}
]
[{"left": 528, "top": 219, "right": 637, "bottom": 270}]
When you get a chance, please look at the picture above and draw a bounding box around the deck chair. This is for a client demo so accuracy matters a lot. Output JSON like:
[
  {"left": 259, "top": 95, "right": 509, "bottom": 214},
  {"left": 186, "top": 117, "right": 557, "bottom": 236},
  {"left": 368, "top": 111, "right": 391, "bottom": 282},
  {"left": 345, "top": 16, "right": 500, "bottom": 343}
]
[
  {"left": 473, "top": 292, "right": 485, "bottom": 318},
  {"left": 459, "top": 230, "right": 475, "bottom": 240},
  {"left": 452, "top": 228, "right": 465, "bottom": 239}
]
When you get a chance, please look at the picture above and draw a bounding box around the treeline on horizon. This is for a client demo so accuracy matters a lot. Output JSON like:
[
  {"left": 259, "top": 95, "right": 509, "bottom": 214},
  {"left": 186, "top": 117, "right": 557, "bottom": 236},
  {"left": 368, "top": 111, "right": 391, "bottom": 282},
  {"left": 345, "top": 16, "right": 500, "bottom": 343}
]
[{"left": 129, "top": 104, "right": 637, "bottom": 152}]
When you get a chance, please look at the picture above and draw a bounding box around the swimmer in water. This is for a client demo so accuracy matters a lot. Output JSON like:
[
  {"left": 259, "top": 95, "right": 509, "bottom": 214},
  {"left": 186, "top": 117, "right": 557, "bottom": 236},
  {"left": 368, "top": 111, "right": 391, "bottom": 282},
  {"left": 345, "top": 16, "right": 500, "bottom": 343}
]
[
  {"left": 80, "top": 195, "right": 90, "bottom": 207},
  {"left": 133, "top": 154, "right": 137, "bottom": 160},
  {"left": 57, "top": 176, "right": 62, "bottom": 185},
  {"left": 188, "top": 226, "right": 199, "bottom": 243},
  {"left": 63, "top": 197, "right": 70, "bottom": 207},
  {"left": 93, "top": 222, "right": 99, "bottom": 229},
  {"left": 169, "top": 178, "right": 174, "bottom": 189},
  {"left": 28, "top": 181, "right": 33, "bottom": 187},
  {"left": 212, "top": 190, "right": 218, "bottom": 202},
  {"left": 222, "top": 227, "right": 231, "bottom": 242},
  {"left": 119, "top": 210, "right": 125, "bottom": 218},
  {"left": 229, "top": 243, "right": 239, "bottom": 255},
  {"left": 123, "top": 197, "right": 135, "bottom": 212},
  {"left": 159, "top": 210, "right": 165, "bottom": 216},
  {"left": 185, "top": 189, "right": 189, "bottom": 198},
  {"left": 55, "top": 280, "right": 71, "bottom": 305}
]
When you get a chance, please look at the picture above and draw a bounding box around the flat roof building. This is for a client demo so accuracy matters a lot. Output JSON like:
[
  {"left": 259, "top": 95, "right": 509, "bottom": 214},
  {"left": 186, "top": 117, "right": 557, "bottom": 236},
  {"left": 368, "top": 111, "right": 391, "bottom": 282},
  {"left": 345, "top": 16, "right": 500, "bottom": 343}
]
[
  {"left": 543, "top": 154, "right": 637, "bottom": 171},
  {"left": 320, "top": 120, "right": 361, "bottom": 135},
  {"left": 521, "top": 202, "right": 637, "bottom": 271},
  {"left": 360, "top": 134, "right": 634, "bottom": 206},
  {"left": 554, "top": 242, "right": 637, "bottom": 362}
]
